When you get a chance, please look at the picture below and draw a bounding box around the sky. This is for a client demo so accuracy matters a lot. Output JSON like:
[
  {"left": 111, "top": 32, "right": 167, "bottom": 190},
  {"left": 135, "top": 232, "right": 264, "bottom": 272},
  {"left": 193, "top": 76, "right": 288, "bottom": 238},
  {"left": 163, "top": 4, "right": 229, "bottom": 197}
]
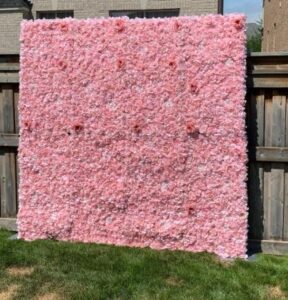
[{"left": 224, "top": 0, "right": 262, "bottom": 23}]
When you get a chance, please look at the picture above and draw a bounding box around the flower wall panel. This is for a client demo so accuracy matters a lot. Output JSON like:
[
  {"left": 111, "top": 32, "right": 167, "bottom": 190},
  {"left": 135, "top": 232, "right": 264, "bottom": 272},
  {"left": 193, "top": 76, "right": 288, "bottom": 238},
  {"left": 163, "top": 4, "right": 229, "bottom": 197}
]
[{"left": 18, "top": 15, "right": 247, "bottom": 258}]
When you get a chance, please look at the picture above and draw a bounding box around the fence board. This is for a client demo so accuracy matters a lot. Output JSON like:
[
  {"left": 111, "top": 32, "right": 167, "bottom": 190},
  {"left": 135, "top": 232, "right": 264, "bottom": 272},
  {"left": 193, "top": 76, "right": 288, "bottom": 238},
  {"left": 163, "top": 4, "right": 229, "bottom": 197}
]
[
  {"left": 0, "top": 74, "right": 19, "bottom": 83},
  {"left": 256, "top": 93, "right": 265, "bottom": 147},
  {"left": 256, "top": 147, "right": 288, "bottom": 162},
  {"left": 0, "top": 63, "right": 19, "bottom": 71},
  {"left": 265, "top": 93, "right": 273, "bottom": 147},
  {"left": 263, "top": 164, "right": 271, "bottom": 239},
  {"left": 1, "top": 86, "right": 15, "bottom": 134},
  {"left": 284, "top": 166, "right": 288, "bottom": 240},
  {"left": 5, "top": 152, "right": 17, "bottom": 217},
  {"left": 284, "top": 101, "right": 288, "bottom": 240},
  {"left": 0, "top": 150, "right": 5, "bottom": 217},
  {"left": 0, "top": 89, "right": 3, "bottom": 133},
  {"left": 0, "top": 134, "right": 19, "bottom": 147},
  {"left": 270, "top": 164, "right": 284, "bottom": 239},
  {"left": 272, "top": 93, "right": 286, "bottom": 147},
  {"left": 249, "top": 92, "right": 265, "bottom": 148},
  {"left": 249, "top": 77, "right": 288, "bottom": 88},
  {"left": 16, "top": 152, "right": 19, "bottom": 206},
  {"left": 0, "top": 150, "right": 17, "bottom": 217},
  {"left": 14, "top": 90, "right": 19, "bottom": 134},
  {"left": 248, "top": 162, "right": 264, "bottom": 240},
  {"left": 262, "top": 92, "right": 272, "bottom": 240},
  {"left": 0, "top": 218, "right": 17, "bottom": 231}
]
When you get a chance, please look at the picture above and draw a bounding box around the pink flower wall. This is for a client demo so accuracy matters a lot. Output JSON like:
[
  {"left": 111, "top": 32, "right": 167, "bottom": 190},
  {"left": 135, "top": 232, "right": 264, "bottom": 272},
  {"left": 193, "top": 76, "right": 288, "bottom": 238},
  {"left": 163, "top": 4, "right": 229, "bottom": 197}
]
[{"left": 18, "top": 15, "right": 248, "bottom": 258}]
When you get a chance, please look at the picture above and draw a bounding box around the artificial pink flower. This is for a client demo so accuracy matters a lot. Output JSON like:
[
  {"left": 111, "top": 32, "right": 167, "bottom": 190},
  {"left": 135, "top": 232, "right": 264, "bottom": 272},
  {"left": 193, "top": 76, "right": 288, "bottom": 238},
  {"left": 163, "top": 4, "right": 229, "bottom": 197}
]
[{"left": 115, "top": 19, "right": 125, "bottom": 32}]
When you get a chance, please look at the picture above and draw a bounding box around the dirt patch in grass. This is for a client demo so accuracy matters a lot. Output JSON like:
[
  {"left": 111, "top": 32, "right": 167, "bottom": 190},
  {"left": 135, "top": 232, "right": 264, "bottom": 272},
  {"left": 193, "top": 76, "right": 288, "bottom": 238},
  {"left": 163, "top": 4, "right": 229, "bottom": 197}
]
[
  {"left": 7, "top": 267, "right": 34, "bottom": 277},
  {"left": 34, "top": 293, "right": 62, "bottom": 300},
  {"left": 0, "top": 284, "right": 19, "bottom": 300},
  {"left": 212, "top": 255, "right": 235, "bottom": 267},
  {"left": 267, "top": 286, "right": 286, "bottom": 299},
  {"left": 165, "top": 276, "right": 183, "bottom": 287}
]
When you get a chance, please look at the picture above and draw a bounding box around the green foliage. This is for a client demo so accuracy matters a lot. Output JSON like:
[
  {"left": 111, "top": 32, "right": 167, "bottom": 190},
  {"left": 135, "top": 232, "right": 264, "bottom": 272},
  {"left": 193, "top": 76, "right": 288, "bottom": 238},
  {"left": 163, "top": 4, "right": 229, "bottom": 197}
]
[
  {"left": 0, "top": 230, "right": 288, "bottom": 299},
  {"left": 247, "top": 34, "right": 262, "bottom": 52},
  {"left": 247, "top": 20, "right": 263, "bottom": 53}
]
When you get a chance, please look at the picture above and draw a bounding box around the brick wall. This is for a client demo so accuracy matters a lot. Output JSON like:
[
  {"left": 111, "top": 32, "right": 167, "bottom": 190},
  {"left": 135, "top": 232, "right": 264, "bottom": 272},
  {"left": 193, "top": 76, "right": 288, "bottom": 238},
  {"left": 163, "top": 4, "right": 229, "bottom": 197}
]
[
  {"left": 262, "top": 0, "right": 288, "bottom": 52},
  {"left": 0, "top": 12, "right": 24, "bottom": 54},
  {"left": 32, "top": 0, "right": 219, "bottom": 18}
]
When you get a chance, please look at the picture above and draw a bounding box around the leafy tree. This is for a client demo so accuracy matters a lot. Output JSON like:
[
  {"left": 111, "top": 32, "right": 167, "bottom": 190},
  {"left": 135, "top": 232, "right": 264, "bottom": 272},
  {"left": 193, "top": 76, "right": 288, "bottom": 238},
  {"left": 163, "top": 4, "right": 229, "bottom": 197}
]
[{"left": 247, "top": 20, "right": 262, "bottom": 52}]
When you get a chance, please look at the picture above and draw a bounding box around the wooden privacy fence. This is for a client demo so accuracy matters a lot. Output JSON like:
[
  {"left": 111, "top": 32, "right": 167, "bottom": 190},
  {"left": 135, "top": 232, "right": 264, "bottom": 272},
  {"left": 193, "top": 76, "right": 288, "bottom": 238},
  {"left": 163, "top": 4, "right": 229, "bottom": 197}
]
[
  {"left": 2, "top": 53, "right": 288, "bottom": 254},
  {"left": 247, "top": 53, "right": 288, "bottom": 254},
  {"left": 0, "top": 55, "right": 19, "bottom": 231}
]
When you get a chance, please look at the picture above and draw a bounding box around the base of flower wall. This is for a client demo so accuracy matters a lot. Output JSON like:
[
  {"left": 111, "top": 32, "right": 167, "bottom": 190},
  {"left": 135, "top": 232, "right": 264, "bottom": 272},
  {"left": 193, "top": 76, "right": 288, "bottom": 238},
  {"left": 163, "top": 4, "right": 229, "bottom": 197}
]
[{"left": 18, "top": 15, "right": 248, "bottom": 259}]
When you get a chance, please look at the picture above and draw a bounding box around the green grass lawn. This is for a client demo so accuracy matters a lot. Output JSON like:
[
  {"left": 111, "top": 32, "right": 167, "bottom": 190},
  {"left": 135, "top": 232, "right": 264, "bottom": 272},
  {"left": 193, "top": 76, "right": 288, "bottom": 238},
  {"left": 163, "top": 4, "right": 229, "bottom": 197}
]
[{"left": 0, "top": 230, "right": 288, "bottom": 300}]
